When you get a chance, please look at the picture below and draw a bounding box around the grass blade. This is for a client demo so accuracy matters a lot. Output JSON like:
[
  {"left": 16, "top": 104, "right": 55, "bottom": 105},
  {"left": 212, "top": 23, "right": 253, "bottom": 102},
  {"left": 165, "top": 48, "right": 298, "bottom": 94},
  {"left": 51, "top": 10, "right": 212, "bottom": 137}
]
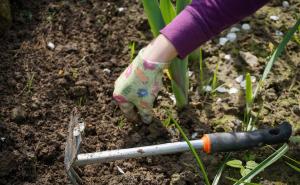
[
  {"left": 226, "top": 177, "right": 262, "bottom": 185},
  {"left": 176, "top": 0, "right": 191, "bottom": 14},
  {"left": 212, "top": 153, "right": 232, "bottom": 185},
  {"left": 159, "top": 0, "right": 176, "bottom": 24},
  {"left": 141, "top": 0, "right": 165, "bottom": 36},
  {"left": 171, "top": 117, "right": 211, "bottom": 185},
  {"left": 253, "top": 19, "right": 300, "bottom": 98},
  {"left": 285, "top": 162, "right": 300, "bottom": 173},
  {"left": 211, "top": 62, "right": 219, "bottom": 92},
  {"left": 234, "top": 144, "right": 289, "bottom": 185}
]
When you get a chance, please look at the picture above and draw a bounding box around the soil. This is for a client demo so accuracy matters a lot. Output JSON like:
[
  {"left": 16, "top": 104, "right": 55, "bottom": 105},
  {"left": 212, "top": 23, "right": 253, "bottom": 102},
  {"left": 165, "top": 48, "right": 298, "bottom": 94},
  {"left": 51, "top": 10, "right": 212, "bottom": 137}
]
[{"left": 0, "top": 0, "right": 299, "bottom": 185}]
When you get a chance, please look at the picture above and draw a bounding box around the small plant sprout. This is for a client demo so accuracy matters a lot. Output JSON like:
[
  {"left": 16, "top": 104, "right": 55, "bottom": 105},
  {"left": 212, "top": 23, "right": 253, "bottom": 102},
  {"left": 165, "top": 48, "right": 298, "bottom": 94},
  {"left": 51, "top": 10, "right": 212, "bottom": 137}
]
[
  {"left": 211, "top": 62, "right": 219, "bottom": 94},
  {"left": 244, "top": 73, "right": 253, "bottom": 131},
  {"left": 129, "top": 42, "right": 136, "bottom": 63},
  {"left": 198, "top": 48, "right": 204, "bottom": 94},
  {"left": 26, "top": 72, "right": 35, "bottom": 94}
]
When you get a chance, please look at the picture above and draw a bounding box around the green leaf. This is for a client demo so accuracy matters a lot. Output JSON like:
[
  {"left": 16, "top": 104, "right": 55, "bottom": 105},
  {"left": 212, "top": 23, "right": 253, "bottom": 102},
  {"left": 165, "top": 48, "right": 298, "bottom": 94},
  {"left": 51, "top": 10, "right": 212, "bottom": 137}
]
[
  {"left": 285, "top": 162, "right": 300, "bottom": 173},
  {"left": 226, "top": 160, "right": 243, "bottom": 169},
  {"left": 240, "top": 167, "right": 251, "bottom": 177},
  {"left": 245, "top": 73, "right": 253, "bottom": 107},
  {"left": 226, "top": 177, "right": 262, "bottom": 185},
  {"left": 141, "top": 0, "right": 165, "bottom": 37},
  {"left": 234, "top": 144, "right": 288, "bottom": 185},
  {"left": 176, "top": 0, "right": 191, "bottom": 14},
  {"left": 246, "top": 161, "right": 259, "bottom": 170},
  {"left": 159, "top": 0, "right": 176, "bottom": 24}
]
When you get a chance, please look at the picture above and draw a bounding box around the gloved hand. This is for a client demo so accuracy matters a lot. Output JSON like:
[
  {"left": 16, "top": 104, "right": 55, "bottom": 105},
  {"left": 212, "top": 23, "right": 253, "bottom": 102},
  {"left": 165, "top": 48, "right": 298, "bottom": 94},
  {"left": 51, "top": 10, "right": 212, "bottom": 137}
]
[{"left": 113, "top": 49, "right": 168, "bottom": 124}]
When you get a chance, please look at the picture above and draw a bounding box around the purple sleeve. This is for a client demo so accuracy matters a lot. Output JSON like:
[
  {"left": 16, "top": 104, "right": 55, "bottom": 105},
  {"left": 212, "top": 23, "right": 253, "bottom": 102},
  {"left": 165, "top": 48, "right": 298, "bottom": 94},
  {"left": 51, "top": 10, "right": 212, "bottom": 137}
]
[{"left": 160, "top": 0, "right": 269, "bottom": 58}]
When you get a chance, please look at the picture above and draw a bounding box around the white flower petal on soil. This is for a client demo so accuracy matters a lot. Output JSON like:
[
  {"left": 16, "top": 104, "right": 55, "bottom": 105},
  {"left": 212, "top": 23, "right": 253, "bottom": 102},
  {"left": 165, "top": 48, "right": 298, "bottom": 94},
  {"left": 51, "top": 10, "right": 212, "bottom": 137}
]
[
  {"left": 47, "top": 42, "right": 55, "bottom": 50},
  {"left": 216, "top": 86, "right": 228, "bottom": 93},
  {"left": 103, "top": 68, "right": 111, "bottom": 74},
  {"left": 170, "top": 94, "right": 176, "bottom": 104},
  {"left": 226, "top": 32, "right": 237, "bottom": 42},
  {"left": 235, "top": 75, "right": 244, "bottom": 83},
  {"left": 117, "top": 7, "right": 125, "bottom": 12},
  {"left": 191, "top": 132, "right": 198, "bottom": 139},
  {"left": 275, "top": 30, "right": 283, "bottom": 36},
  {"left": 282, "top": 1, "right": 289, "bottom": 8},
  {"left": 228, "top": 87, "right": 239, "bottom": 94},
  {"left": 270, "top": 15, "right": 279, "bottom": 21},
  {"left": 241, "top": 23, "right": 251, "bottom": 31},
  {"left": 203, "top": 85, "right": 212, "bottom": 92},
  {"left": 116, "top": 166, "right": 125, "bottom": 174},
  {"left": 230, "top": 27, "right": 240, "bottom": 32},
  {"left": 219, "top": 37, "right": 228, "bottom": 45},
  {"left": 224, "top": 54, "right": 231, "bottom": 61}
]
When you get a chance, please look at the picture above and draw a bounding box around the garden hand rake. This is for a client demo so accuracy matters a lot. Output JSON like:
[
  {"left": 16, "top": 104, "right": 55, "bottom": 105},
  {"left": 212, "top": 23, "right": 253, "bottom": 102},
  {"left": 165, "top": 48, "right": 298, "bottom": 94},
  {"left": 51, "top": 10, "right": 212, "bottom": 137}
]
[{"left": 64, "top": 110, "right": 292, "bottom": 185}]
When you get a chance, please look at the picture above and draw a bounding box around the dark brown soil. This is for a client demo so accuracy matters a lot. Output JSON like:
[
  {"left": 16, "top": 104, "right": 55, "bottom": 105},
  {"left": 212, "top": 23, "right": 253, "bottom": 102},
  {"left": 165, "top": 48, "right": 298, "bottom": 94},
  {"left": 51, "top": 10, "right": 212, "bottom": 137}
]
[{"left": 0, "top": 0, "right": 299, "bottom": 185}]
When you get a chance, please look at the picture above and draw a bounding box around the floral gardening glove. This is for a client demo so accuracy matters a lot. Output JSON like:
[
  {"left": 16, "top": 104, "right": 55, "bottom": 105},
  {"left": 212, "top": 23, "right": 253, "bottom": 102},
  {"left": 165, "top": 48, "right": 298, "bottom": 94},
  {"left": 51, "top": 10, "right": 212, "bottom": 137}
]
[{"left": 113, "top": 49, "right": 168, "bottom": 124}]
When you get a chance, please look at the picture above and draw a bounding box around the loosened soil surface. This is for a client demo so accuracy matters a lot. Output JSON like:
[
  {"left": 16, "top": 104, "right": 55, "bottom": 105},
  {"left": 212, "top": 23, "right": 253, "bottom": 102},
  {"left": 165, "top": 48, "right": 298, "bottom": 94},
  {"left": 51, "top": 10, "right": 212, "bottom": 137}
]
[{"left": 0, "top": 0, "right": 299, "bottom": 184}]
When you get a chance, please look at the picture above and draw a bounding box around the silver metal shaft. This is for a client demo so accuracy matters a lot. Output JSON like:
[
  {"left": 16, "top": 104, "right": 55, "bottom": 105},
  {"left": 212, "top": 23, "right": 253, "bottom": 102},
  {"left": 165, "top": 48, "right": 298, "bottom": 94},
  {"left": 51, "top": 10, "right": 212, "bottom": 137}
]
[{"left": 74, "top": 140, "right": 204, "bottom": 166}]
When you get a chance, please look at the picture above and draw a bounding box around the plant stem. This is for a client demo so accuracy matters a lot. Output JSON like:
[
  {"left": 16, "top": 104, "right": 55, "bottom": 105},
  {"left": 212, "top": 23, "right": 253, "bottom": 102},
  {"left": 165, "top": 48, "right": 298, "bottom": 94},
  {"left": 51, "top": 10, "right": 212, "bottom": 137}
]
[{"left": 172, "top": 118, "right": 211, "bottom": 185}]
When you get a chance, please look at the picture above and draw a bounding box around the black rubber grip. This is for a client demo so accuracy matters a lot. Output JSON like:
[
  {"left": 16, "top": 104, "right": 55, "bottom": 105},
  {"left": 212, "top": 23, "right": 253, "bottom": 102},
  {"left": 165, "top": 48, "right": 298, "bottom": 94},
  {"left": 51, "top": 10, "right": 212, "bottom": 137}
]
[{"left": 207, "top": 122, "right": 292, "bottom": 153}]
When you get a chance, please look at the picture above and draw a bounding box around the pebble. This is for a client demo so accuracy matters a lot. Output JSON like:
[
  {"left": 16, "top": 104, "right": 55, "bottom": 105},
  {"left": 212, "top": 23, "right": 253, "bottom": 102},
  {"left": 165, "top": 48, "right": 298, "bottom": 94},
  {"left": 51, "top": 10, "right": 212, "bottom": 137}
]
[
  {"left": 191, "top": 132, "right": 198, "bottom": 139},
  {"left": 216, "top": 86, "right": 228, "bottom": 93},
  {"left": 47, "top": 42, "right": 55, "bottom": 50},
  {"left": 228, "top": 87, "right": 239, "bottom": 94},
  {"left": 275, "top": 30, "right": 284, "bottom": 36},
  {"left": 224, "top": 54, "right": 231, "bottom": 61},
  {"left": 270, "top": 15, "right": 279, "bottom": 21},
  {"left": 170, "top": 94, "right": 176, "bottom": 104},
  {"left": 235, "top": 75, "right": 244, "bottom": 83},
  {"left": 239, "top": 51, "right": 259, "bottom": 69},
  {"left": 219, "top": 37, "right": 228, "bottom": 45},
  {"left": 241, "top": 23, "right": 251, "bottom": 31},
  {"left": 282, "top": 1, "right": 289, "bottom": 8},
  {"left": 230, "top": 27, "right": 240, "bottom": 32},
  {"left": 103, "top": 68, "right": 111, "bottom": 74},
  {"left": 226, "top": 32, "right": 237, "bottom": 42},
  {"left": 240, "top": 80, "right": 246, "bottom": 89},
  {"left": 116, "top": 166, "right": 125, "bottom": 174},
  {"left": 11, "top": 106, "right": 27, "bottom": 123},
  {"left": 203, "top": 85, "right": 212, "bottom": 92},
  {"left": 251, "top": 76, "right": 256, "bottom": 83},
  {"left": 188, "top": 71, "right": 193, "bottom": 77},
  {"left": 216, "top": 98, "right": 222, "bottom": 103},
  {"left": 117, "top": 7, "right": 125, "bottom": 12}
]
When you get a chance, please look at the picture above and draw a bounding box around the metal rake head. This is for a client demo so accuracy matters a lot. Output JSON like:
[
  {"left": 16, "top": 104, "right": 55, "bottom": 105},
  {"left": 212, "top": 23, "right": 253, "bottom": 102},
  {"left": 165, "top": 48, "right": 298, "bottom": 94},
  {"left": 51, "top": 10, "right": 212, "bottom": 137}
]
[{"left": 64, "top": 108, "right": 85, "bottom": 185}]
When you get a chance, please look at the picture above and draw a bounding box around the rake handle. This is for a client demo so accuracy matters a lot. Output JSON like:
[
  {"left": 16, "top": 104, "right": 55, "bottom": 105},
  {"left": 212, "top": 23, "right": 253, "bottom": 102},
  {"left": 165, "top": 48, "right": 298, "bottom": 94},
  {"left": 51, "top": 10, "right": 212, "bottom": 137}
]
[{"left": 202, "top": 122, "right": 292, "bottom": 153}]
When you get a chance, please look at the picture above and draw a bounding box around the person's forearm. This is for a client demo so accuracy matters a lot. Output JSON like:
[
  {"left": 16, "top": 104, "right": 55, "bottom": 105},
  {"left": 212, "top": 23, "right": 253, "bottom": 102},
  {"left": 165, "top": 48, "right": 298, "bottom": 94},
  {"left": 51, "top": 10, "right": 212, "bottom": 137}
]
[{"left": 161, "top": 0, "right": 270, "bottom": 58}]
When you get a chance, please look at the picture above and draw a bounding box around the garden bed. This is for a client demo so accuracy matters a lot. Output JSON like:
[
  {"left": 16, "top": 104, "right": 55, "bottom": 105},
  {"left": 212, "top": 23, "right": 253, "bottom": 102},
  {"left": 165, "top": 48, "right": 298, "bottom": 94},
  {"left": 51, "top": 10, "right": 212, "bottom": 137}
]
[{"left": 0, "top": 0, "right": 299, "bottom": 184}]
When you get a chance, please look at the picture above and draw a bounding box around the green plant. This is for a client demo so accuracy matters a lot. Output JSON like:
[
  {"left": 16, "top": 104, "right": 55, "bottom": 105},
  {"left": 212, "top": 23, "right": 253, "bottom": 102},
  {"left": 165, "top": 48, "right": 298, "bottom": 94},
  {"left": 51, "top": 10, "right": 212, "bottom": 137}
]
[
  {"left": 129, "top": 42, "right": 136, "bottom": 63},
  {"left": 198, "top": 48, "right": 204, "bottom": 94},
  {"left": 233, "top": 144, "right": 288, "bottom": 185},
  {"left": 163, "top": 112, "right": 210, "bottom": 185},
  {"left": 26, "top": 72, "right": 35, "bottom": 94},
  {"left": 142, "top": 0, "right": 191, "bottom": 109},
  {"left": 244, "top": 73, "right": 254, "bottom": 131},
  {"left": 226, "top": 159, "right": 259, "bottom": 179},
  {"left": 211, "top": 62, "right": 219, "bottom": 93}
]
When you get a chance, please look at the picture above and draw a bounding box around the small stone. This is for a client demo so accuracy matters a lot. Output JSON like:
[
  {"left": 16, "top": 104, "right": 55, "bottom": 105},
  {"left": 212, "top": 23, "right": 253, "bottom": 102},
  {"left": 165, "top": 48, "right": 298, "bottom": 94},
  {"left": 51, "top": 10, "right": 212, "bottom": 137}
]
[
  {"left": 235, "top": 75, "right": 244, "bottom": 83},
  {"left": 216, "top": 98, "right": 222, "bottom": 103},
  {"left": 11, "top": 106, "right": 26, "bottom": 123},
  {"left": 282, "top": 1, "right": 289, "bottom": 8},
  {"left": 188, "top": 71, "right": 193, "bottom": 77},
  {"left": 216, "top": 86, "right": 228, "bottom": 93},
  {"left": 103, "top": 68, "right": 111, "bottom": 74},
  {"left": 224, "top": 54, "right": 231, "bottom": 61},
  {"left": 203, "top": 85, "right": 212, "bottom": 92},
  {"left": 117, "top": 7, "right": 125, "bottom": 12},
  {"left": 275, "top": 30, "right": 283, "bottom": 36},
  {"left": 170, "top": 94, "right": 176, "bottom": 104},
  {"left": 251, "top": 76, "right": 256, "bottom": 83},
  {"left": 116, "top": 166, "right": 125, "bottom": 174},
  {"left": 239, "top": 51, "right": 259, "bottom": 69},
  {"left": 219, "top": 37, "right": 228, "bottom": 45},
  {"left": 47, "top": 42, "right": 55, "bottom": 50},
  {"left": 191, "top": 132, "right": 198, "bottom": 139},
  {"left": 228, "top": 87, "right": 239, "bottom": 94},
  {"left": 270, "top": 15, "right": 279, "bottom": 21},
  {"left": 292, "top": 105, "right": 300, "bottom": 116},
  {"left": 240, "top": 80, "right": 246, "bottom": 89},
  {"left": 226, "top": 32, "right": 237, "bottom": 42},
  {"left": 241, "top": 23, "right": 251, "bottom": 31},
  {"left": 230, "top": 27, "right": 240, "bottom": 32}
]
